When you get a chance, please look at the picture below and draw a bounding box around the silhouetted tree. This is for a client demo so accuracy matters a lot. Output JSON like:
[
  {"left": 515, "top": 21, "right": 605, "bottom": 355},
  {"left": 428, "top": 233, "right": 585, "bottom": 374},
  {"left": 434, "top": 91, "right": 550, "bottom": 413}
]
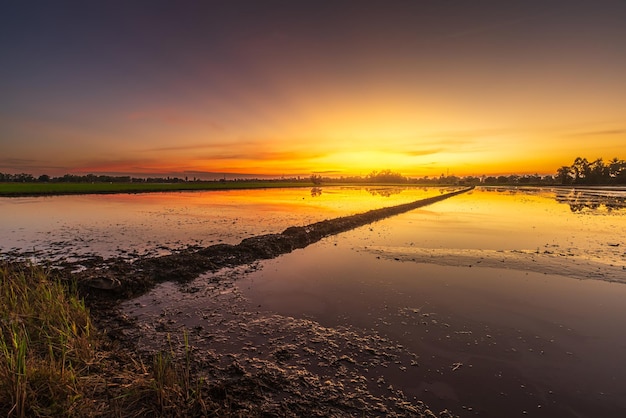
[
  {"left": 584, "top": 159, "right": 603, "bottom": 184},
  {"left": 556, "top": 166, "right": 572, "bottom": 185},
  {"left": 366, "top": 170, "right": 407, "bottom": 183},
  {"left": 571, "top": 157, "right": 590, "bottom": 184}
]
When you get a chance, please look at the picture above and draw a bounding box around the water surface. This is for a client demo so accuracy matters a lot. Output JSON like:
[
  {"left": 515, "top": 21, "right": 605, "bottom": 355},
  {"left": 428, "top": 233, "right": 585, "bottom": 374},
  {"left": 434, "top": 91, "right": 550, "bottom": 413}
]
[
  {"left": 5, "top": 185, "right": 626, "bottom": 416},
  {"left": 0, "top": 186, "right": 445, "bottom": 261},
  {"left": 233, "top": 187, "right": 626, "bottom": 416}
]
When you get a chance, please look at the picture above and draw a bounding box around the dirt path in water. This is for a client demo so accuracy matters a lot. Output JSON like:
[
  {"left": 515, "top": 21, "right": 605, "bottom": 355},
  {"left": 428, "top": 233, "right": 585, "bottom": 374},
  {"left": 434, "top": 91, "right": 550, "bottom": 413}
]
[{"left": 73, "top": 187, "right": 473, "bottom": 303}]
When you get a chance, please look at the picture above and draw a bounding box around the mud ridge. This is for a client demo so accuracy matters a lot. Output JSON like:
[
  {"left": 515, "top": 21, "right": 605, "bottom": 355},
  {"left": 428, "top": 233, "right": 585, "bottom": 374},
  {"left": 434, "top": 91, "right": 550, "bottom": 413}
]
[{"left": 73, "top": 187, "right": 473, "bottom": 303}]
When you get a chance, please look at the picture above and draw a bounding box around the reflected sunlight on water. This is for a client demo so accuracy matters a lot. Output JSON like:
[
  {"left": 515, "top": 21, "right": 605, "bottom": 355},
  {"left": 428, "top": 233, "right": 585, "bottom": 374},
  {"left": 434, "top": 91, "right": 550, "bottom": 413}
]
[
  {"left": 0, "top": 186, "right": 447, "bottom": 261},
  {"left": 368, "top": 187, "right": 626, "bottom": 268},
  {"left": 235, "top": 186, "right": 626, "bottom": 417}
]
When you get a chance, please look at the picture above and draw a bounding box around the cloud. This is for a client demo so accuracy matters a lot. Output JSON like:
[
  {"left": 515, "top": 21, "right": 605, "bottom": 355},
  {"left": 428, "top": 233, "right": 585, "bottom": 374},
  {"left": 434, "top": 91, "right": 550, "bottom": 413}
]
[
  {"left": 145, "top": 140, "right": 263, "bottom": 154},
  {"left": 197, "top": 149, "right": 327, "bottom": 162},
  {"left": 0, "top": 157, "right": 39, "bottom": 166},
  {"left": 0, "top": 158, "right": 72, "bottom": 175},
  {"left": 312, "top": 170, "right": 343, "bottom": 174},
  {"left": 566, "top": 129, "right": 626, "bottom": 137},
  {"left": 126, "top": 109, "right": 223, "bottom": 129},
  {"left": 72, "top": 157, "right": 164, "bottom": 173},
  {"left": 146, "top": 143, "right": 216, "bottom": 152},
  {"left": 405, "top": 148, "right": 443, "bottom": 157}
]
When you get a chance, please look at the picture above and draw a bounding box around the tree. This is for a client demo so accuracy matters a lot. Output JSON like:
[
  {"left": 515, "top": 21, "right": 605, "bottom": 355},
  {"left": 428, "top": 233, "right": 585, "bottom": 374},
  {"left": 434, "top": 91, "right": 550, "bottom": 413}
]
[
  {"left": 571, "top": 157, "right": 589, "bottom": 184},
  {"left": 588, "top": 158, "right": 607, "bottom": 184},
  {"left": 366, "top": 169, "right": 406, "bottom": 183},
  {"left": 556, "top": 166, "right": 572, "bottom": 185},
  {"left": 608, "top": 157, "right": 626, "bottom": 183}
]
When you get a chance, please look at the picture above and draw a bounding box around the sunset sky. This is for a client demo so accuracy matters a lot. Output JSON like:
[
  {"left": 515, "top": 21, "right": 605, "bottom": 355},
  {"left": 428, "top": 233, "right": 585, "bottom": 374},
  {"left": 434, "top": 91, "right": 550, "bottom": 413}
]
[{"left": 1, "top": 1, "right": 625, "bottom": 178}]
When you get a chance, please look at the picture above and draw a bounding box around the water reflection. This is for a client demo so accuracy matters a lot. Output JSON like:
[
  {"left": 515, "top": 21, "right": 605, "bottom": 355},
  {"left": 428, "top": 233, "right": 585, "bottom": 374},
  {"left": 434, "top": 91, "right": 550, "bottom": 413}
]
[
  {"left": 365, "top": 187, "right": 404, "bottom": 197},
  {"left": 554, "top": 188, "right": 626, "bottom": 212},
  {"left": 0, "top": 186, "right": 447, "bottom": 262},
  {"left": 237, "top": 185, "right": 626, "bottom": 417},
  {"left": 481, "top": 186, "right": 626, "bottom": 213}
]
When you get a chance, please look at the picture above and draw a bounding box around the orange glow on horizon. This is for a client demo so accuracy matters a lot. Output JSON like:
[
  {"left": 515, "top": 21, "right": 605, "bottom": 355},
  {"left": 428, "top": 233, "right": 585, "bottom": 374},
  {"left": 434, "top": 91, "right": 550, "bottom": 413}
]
[{"left": 2, "top": 2, "right": 625, "bottom": 179}]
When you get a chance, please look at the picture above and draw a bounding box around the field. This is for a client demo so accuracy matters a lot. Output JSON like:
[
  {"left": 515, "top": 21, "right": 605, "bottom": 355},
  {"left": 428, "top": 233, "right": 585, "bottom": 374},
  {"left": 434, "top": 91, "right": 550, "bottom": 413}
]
[
  {"left": 0, "top": 181, "right": 310, "bottom": 196},
  {"left": 2, "top": 186, "right": 626, "bottom": 417}
]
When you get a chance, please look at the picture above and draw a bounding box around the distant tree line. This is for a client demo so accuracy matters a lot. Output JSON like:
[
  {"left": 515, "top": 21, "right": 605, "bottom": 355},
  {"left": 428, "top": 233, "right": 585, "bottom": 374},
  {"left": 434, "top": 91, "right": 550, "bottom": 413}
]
[
  {"left": 2, "top": 157, "right": 625, "bottom": 186},
  {"left": 0, "top": 172, "right": 190, "bottom": 183},
  {"left": 555, "top": 157, "right": 626, "bottom": 185},
  {"left": 316, "top": 171, "right": 556, "bottom": 186}
]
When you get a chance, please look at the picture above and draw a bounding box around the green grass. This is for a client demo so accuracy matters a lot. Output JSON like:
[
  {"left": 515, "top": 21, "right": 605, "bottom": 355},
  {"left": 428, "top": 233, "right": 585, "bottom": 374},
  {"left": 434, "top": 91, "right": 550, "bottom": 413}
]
[
  {"left": 0, "top": 262, "right": 221, "bottom": 417},
  {"left": 0, "top": 181, "right": 312, "bottom": 196},
  {"left": 0, "top": 263, "right": 94, "bottom": 417}
]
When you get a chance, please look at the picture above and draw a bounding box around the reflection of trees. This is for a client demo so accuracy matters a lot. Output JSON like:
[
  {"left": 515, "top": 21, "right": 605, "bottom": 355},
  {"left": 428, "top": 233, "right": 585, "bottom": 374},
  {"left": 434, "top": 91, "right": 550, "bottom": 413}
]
[
  {"left": 365, "top": 187, "right": 404, "bottom": 197},
  {"left": 555, "top": 189, "right": 626, "bottom": 212},
  {"left": 310, "top": 187, "right": 322, "bottom": 197}
]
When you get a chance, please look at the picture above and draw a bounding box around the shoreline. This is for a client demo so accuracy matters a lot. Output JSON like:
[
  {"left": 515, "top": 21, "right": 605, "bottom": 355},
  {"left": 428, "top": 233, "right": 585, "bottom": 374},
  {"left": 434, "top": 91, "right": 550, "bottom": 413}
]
[
  {"left": 1, "top": 181, "right": 446, "bottom": 197},
  {"left": 0, "top": 181, "right": 312, "bottom": 197},
  {"left": 2, "top": 182, "right": 625, "bottom": 198}
]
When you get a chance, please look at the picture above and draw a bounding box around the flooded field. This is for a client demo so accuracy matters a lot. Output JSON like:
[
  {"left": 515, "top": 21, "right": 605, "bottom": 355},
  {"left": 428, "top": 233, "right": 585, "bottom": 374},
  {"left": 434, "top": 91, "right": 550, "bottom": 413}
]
[
  {"left": 0, "top": 186, "right": 445, "bottom": 262},
  {"left": 3, "top": 185, "right": 626, "bottom": 417}
]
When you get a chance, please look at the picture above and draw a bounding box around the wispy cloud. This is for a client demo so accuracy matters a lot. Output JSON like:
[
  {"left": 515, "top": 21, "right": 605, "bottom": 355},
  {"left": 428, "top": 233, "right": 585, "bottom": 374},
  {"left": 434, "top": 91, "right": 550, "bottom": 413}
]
[
  {"left": 566, "top": 129, "right": 626, "bottom": 137},
  {"left": 126, "top": 109, "right": 223, "bottom": 130},
  {"left": 405, "top": 148, "right": 443, "bottom": 157},
  {"left": 312, "top": 169, "right": 343, "bottom": 174},
  {"left": 146, "top": 143, "right": 216, "bottom": 152},
  {"left": 0, "top": 158, "right": 71, "bottom": 175},
  {"left": 197, "top": 149, "right": 328, "bottom": 162},
  {"left": 0, "top": 158, "right": 39, "bottom": 166},
  {"left": 144, "top": 140, "right": 260, "bottom": 153}
]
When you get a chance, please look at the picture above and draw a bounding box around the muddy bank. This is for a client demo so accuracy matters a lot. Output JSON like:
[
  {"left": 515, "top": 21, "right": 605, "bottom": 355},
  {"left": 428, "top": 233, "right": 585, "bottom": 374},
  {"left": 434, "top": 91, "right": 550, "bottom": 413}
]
[{"left": 72, "top": 187, "right": 472, "bottom": 303}]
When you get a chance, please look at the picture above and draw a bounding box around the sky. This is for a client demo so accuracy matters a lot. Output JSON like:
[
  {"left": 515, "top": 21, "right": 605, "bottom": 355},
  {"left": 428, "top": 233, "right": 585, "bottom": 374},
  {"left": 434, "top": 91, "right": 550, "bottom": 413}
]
[{"left": 1, "top": 0, "right": 625, "bottom": 179}]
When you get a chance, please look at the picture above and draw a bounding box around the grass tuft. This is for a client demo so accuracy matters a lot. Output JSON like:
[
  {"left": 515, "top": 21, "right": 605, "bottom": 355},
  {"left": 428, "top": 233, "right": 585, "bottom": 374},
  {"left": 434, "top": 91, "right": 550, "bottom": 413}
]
[
  {"left": 0, "top": 263, "right": 94, "bottom": 417},
  {"left": 0, "top": 262, "right": 221, "bottom": 417}
]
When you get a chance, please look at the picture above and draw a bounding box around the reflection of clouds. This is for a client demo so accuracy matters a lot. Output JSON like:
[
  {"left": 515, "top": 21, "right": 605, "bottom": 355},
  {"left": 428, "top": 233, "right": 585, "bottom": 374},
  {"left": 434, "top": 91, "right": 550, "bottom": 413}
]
[{"left": 555, "top": 189, "right": 626, "bottom": 212}]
